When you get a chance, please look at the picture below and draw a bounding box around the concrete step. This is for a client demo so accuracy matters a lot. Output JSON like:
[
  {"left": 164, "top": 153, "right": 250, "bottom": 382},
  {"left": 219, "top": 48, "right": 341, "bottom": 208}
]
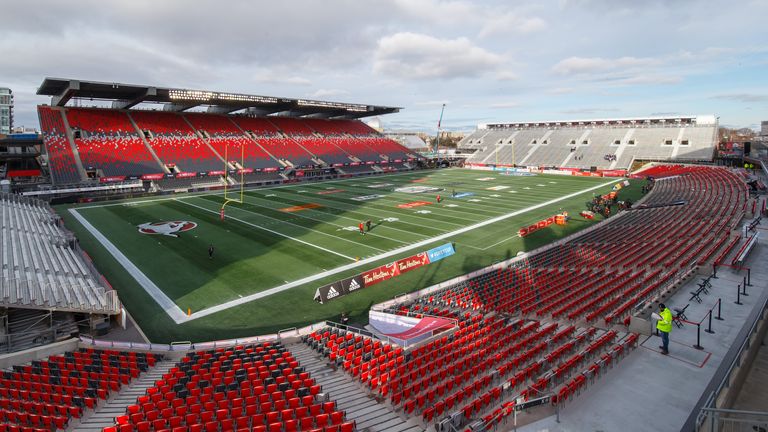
[
  {"left": 287, "top": 341, "right": 425, "bottom": 432},
  {"left": 72, "top": 360, "right": 176, "bottom": 432}
]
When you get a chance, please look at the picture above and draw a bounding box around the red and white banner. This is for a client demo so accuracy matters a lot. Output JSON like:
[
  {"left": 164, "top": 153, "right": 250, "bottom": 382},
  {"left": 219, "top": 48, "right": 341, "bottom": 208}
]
[
  {"left": 394, "top": 252, "right": 430, "bottom": 275},
  {"left": 141, "top": 173, "right": 165, "bottom": 180},
  {"left": 99, "top": 176, "right": 127, "bottom": 183},
  {"left": 176, "top": 172, "right": 197, "bottom": 178},
  {"left": 518, "top": 215, "right": 561, "bottom": 237},
  {"left": 362, "top": 263, "right": 400, "bottom": 287},
  {"left": 599, "top": 169, "right": 628, "bottom": 177}
]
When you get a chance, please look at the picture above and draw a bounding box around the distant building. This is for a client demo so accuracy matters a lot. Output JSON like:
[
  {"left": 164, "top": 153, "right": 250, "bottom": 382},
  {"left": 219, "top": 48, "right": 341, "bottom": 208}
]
[
  {"left": 384, "top": 131, "right": 429, "bottom": 153},
  {"left": 0, "top": 88, "right": 12, "bottom": 135},
  {"left": 761, "top": 120, "right": 768, "bottom": 137}
]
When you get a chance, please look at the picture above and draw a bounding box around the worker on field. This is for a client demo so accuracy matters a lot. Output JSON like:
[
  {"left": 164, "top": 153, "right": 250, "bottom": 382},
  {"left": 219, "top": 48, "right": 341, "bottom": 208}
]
[
  {"left": 656, "top": 303, "right": 673, "bottom": 355},
  {"left": 208, "top": 244, "right": 215, "bottom": 260},
  {"left": 366, "top": 219, "right": 372, "bottom": 232},
  {"left": 359, "top": 222, "right": 365, "bottom": 235},
  {"left": 436, "top": 194, "right": 442, "bottom": 203}
]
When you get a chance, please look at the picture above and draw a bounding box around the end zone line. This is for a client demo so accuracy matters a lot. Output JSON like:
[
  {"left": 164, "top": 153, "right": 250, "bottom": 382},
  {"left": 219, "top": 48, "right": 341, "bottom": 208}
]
[
  {"left": 67, "top": 208, "right": 189, "bottom": 323},
  {"left": 180, "top": 179, "right": 616, "bottom": 323}
]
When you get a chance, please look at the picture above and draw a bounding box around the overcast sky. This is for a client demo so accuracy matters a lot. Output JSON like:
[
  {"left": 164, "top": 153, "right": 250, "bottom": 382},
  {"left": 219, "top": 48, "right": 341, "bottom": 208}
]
[{"left": 2, "top": 0, "right": 767, "bottom": 132}]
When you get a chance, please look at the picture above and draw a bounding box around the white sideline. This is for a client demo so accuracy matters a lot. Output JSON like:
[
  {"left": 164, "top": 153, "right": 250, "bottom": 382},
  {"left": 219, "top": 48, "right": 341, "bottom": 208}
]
[
  {"left": 68, "top": 208, "right": 189, "bottom": 323},
  {"left": 71, "top": 179, "right": 616, "bottom": 324}
]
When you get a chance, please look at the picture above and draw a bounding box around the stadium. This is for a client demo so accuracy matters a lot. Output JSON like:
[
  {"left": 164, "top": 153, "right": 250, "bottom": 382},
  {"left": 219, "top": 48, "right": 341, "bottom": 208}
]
[{"left": 1, "top": 3, "right": 767, "bottom": 430}]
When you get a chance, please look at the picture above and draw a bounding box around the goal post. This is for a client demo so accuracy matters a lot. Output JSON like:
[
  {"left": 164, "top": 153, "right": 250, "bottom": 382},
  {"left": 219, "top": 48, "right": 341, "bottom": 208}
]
[{"left": 221, "top": 142, "right": 246, "bottom": 219}]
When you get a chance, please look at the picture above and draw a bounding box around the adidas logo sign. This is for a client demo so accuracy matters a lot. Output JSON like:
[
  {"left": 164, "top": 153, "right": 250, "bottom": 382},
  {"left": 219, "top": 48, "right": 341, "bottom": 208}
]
[
  {"left": 348, "top": 279, "right": 361, "bottom": 291},
  {"left": 326, "top": 286, "right": 340, "bottom": 299}
]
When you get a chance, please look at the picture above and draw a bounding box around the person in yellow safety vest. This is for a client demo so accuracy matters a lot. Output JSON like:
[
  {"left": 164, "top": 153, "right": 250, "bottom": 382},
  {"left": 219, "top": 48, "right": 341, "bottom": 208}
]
[{"left": 657, "top": 303, "right": 673, "bottom": 355}]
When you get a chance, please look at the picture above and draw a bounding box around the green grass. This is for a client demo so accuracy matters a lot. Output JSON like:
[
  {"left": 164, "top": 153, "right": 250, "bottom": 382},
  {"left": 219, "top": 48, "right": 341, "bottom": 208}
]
[{"left": 57, "top": 169, "right": 644, "bottom": 343}]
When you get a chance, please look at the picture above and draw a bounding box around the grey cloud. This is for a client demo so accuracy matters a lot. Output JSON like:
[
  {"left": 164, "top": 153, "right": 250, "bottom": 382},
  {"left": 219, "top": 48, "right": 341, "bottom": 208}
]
[{"left": 373, "top": 32, "right": 503, "bottom": 80}]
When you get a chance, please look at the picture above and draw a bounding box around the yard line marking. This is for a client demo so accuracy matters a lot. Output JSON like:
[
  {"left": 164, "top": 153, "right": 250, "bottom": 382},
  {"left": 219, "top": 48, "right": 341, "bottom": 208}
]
[
  {"left": 481, "top": 234, "right": 520, "bottom": 250},
  {"left": 68, "top": 208, "right": 189, "bottom": 323},
  {"left": 183, "top": 196, "right": 390, "bottom": 252},
  {"left": 175, "top": 199, "right": 365, "bottom": 257},
  {"left": 178, "top": 179, "right": 615, "bottom": 323},
  {"left": 253, "top": 189, "right": 467, "bottom": 228},
  {"left": 220, "top": 194, "right": 424, "bottom": 244}
]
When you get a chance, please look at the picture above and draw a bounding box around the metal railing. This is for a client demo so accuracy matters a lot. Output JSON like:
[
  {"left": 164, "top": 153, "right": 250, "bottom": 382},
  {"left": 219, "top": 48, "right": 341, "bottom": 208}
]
[
  {"left": 0, "top": 317, "right": 90, "bottom": 354},
  {"left": 698, "top": 408, "right": 768, "bottom": 432},
  {"left": 695, "top": 296, "right": 768, "bottom": 431}
]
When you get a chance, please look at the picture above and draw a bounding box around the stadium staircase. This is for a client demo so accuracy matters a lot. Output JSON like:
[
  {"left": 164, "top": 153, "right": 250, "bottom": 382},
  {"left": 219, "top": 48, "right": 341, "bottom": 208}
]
[
  {"left": 125, "top": 112, "right": 170, "bottom": 174},
  {"left": 57, "top": 109, "right": 89, "bottom": 183},
  {"left": 75, "top": 359, "right": 176, "bottom": 432},
  {"left": 288, "top": 341, "right": 423, "bottom": 432}
]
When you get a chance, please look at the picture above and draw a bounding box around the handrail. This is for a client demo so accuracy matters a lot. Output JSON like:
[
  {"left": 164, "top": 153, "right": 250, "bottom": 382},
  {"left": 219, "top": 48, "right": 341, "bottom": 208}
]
[{"left": 693, "top": 295, "right": 768, "bottom": 431}]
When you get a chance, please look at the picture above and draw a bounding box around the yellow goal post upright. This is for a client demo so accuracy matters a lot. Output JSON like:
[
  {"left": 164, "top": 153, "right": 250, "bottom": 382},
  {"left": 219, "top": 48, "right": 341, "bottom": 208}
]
[{"left": 220, "top": 142, "right": 245, "bottom": 221}]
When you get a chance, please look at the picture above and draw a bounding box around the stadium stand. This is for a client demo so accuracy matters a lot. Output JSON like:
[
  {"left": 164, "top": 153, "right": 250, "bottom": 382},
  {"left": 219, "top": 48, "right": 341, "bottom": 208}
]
[
  {"left": 0, "top": 193, "right": 120, "bottom": 315},
  {"left": 65, "top": 108, "right": 162, "bottom": 177},
  {"left": 230, "top": 117, "right": 315, "bottom": 167},
  {"left": 296, "top": 165, "right": 746, "bottom": 430},
  {"left": 37, "top": 107, "right": 83, "bottom": 185},
  {"left": 268, "top": 117, "right": 356, "bottom": 166},
  {"left": 0, "top": 346, "right": 161, "bottom": 431},
  {"left": 129, "top": 111, "right": 224, "bottom": 174},
  {"left": 418, "top": 166, "right": 745, "bottom": 325},
  {"left": 183, "top": 113, "right": 279, "bottom": 170},
  {"left": 99, "top": 340, "right": 354, "bottom": 432},
  {"left": 461, "top": 116, "right": 717, "bottom": 170}
]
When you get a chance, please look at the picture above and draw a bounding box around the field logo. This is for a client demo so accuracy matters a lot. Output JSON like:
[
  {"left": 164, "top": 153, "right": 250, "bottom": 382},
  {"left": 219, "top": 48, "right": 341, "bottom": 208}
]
[
  {"left": 486, "top": 185, "right": 509, "bottom": 191},
  {"left": 398, "top": 201, "right": 432, "bottom": 209},
  {"left": 453, "top": 192, "right": 475, "bottom": 199},
  {"left": 138, "top": 221, "right": 197, "bottom": 237},
  {"left": 280, "top": 203, "right": 322, "bottom": 212},
  {"left": 350, "top": 194, "right": 383, "bottom": 202},
  {"left": 368, "top": 183, "right": 393, "bottom": 189},
  {"left": 395, "top": 186, "right": 443, "bottom": 194},
  {"left": 317, "top": 189, "right": 345, "bottom": 195},
  {"left": 476, "top": 177, "right": 495, "bottom": 181}
]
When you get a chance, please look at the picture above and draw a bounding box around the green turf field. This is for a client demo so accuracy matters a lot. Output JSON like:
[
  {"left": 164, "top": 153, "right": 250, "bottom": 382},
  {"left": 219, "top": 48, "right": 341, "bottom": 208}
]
[{"left": 57, "top": 168, "right": 642, "bottom": 343}]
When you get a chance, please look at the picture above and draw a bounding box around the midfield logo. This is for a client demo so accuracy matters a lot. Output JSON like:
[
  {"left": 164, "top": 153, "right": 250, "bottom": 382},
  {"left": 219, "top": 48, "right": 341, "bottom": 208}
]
[{"left": 138, "top": 221, "right": 197, "bottom": 237}]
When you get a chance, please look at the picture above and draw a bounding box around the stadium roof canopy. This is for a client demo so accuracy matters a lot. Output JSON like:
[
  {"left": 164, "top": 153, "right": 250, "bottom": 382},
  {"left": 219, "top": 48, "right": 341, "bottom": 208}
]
[{"left": 37, "top": 77, "right": 401, "bottom": 119}]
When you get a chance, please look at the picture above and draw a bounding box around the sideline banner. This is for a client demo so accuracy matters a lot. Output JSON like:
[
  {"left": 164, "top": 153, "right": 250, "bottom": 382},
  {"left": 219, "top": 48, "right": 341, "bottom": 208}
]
[
  {"left": 314, "top": 243, "right": 456, "bottom": 303},
  {"left": 313, "top": 274, "right": 366, "bottom": 304},
  {"left": 518, "top": 215, "right": 564, "bottom": 237},
  {"left": 427, "top": 243, "right": 455, "bottom": 263}
]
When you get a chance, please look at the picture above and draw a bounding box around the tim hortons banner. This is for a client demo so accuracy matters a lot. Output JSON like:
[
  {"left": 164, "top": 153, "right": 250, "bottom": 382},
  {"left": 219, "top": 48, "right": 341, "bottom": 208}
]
[{"left": 314, "top": 243, "right": 456, "bottom": 303}]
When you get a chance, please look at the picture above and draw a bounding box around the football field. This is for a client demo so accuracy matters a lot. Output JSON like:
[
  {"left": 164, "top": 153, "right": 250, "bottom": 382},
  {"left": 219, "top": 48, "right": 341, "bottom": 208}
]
[{"left": 58, "top": 169, "right": 639, "bottom": 342}]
